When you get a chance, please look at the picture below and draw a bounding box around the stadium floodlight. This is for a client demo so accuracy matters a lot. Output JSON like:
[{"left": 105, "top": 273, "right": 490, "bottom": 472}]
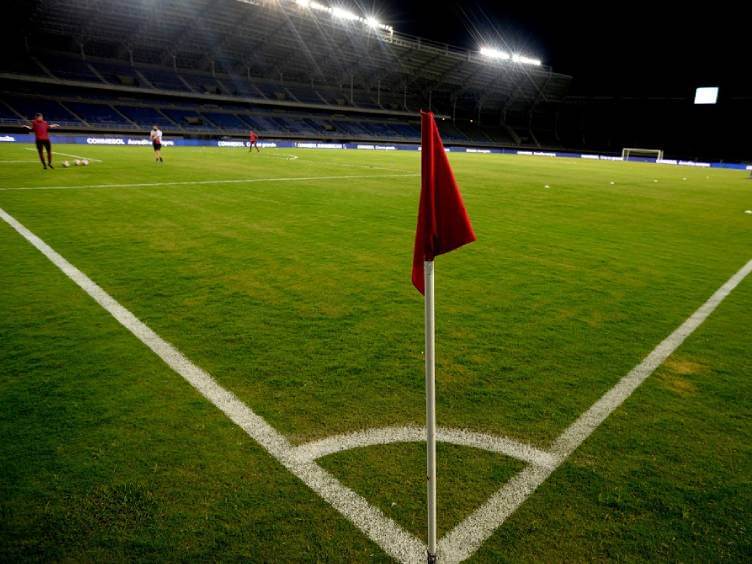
[
  {"left": 331, "top": 6, "right": 359, "bottom": 21},
  {"left": 309, "top": 1, "right": 329, "bottom": 13},
  {"left": 481, "top": 46, "right": 542, "bottom": 66},
  {"left": 480, "top": 47, "right": 511, "bottom": 60},
  {"left": 512, "top": 54, "right": 542, "bottom": 66},
  {"left": 286, "top": 0, "right": 394, "bottom": 33},
  {"left": 365, "top": 16, "right": 382, "bottom": 28}
]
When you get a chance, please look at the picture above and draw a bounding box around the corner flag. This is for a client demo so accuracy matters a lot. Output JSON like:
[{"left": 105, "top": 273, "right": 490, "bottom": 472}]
[
  {"left": 412, "top": 111, "right": 476, "bottom": 294},
  {"left": 413, "top": 111, "right": 476, "bottom": 563}
]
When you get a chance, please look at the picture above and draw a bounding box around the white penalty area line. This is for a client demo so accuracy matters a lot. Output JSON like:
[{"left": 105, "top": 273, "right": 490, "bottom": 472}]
[
  {"left": 0, "top": 173, "right": 419, "bottom": 192},
  {"left": 25, "top": 147, "right": 103, "bottom": 162},
  {"left": 0, "top": 207, "right": 425, "bottom": 564},
  {"left": 438, "top": 257, "right": 752, "bottom": 562}
]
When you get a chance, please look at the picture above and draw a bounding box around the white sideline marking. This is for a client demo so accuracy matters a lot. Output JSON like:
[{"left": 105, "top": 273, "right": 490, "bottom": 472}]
[
  {"left": 0, "top": 207, "right": 425, "bottom": 564},
  {"left": 0, "top": 173, "right": 418, "bottom": 192},
  {"left": 261, "top": 153, "right": 299, "bottom": 161},
  {"left": 25, "top": 148, "right": 103, "bottom": 162},
  {"left": 438, "top": 257, "right": 752, "bottom": 563},
  {"left": 0, "top": 160, "right": 40, "bottom": 164},
  {"left": 3, "top": 204, "right": 751, "bottom": 562},
  {"left": 308, "top": 157, "right": 414, "bottom": 174},
  {"left": 294, "top": 426, "right": 555, "bottom": 469}
]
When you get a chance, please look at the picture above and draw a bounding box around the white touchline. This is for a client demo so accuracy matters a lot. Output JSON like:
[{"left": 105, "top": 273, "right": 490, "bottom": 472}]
[
  {"left": 0, "top": 207, "right": 425, "bottom": 564},
  {"left": 0, "top": 173, "right": 419, "bottom": 192},
  {"left": 2, "top": 204, "right": 750, "bottom": 563},
  {"left": 438, "top": 257, "right": 752, "bottom": 563},
  {"left": 24, "top": 147, "right": 103, "bottom": 162}
]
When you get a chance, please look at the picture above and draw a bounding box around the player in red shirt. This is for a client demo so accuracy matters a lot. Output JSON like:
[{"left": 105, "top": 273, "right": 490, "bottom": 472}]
[
  {"left": 249, "top": 130, "right": 260, "bottom": 153},
  {"left": 24, "top": 113, "right": 60, "bottom": 170}
]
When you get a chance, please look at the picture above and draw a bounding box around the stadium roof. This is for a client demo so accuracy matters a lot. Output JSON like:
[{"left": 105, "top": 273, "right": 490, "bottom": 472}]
[{"left": 15, "top": 0, "right": 571, "bottom": 113}]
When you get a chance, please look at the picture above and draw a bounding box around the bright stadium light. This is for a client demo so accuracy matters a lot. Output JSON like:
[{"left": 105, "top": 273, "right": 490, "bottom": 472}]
[
  {"left": 286, "top": 0, "right": 393, "bottom": 33},
  {"left": 512, "top": 54, "right": 542, "bottom": 66},
  {"left": 309, "top": 1, "right": 329, "bottom": 13},
  {"left": 480, "top": 47, "right": 510, "bottom": 60},
  {"left": 331, "top": 6, "right": 359, "bottom": 21},
  {"left": 481, "top": 46, "right": 542, "bottom": 66}
]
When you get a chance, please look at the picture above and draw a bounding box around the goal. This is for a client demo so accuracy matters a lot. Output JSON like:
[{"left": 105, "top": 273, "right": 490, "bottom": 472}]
[{"left": 621, "top": 147, "right": 664, "bottom": 161}]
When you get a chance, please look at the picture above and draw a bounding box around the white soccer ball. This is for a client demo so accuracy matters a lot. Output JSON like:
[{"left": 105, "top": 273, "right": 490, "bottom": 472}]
[
  {"left": 75, "top": 160, "right": 81, "bottom": 166},
  {"left": 63, "top": 161, "right": 70, "bottom": 168},
  {"left": 81, "top": 160, "right": 89, "bottom": 166}
]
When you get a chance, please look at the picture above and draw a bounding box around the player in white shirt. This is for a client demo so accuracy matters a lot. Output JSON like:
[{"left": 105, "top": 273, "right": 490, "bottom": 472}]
[{"left": 149, "top": 125, "right": 164, "bottom": 163}]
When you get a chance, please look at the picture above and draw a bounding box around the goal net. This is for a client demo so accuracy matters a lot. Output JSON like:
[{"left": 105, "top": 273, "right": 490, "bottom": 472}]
[{"left": 621, "top": 147, "right": 664, "bottom": 161}]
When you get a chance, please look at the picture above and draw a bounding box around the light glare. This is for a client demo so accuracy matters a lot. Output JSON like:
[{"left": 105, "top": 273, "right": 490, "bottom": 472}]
[
  {"left": 331, "top": 6, "right": 359, "bottom": 21},
  {"left": 512, "top": 54, "right": 542, "bottom": 66},
  {"left": 481, "top": 46, "right": 541, "bottom": 66},
  {"left": 480, "top": 47, "right": 510, "bottom": 60}
]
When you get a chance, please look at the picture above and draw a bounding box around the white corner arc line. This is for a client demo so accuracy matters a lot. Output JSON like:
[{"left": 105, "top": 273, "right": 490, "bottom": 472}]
[
  {"left": 438, "top": 257, "right": 752, "bottom": 563},
  {"left": 0, "top": 207, "right": 425, "bottom": 564},
  {"left": 25, "top": 147, "right": 103, "bottom": 162},
  {"left": 294, "top": 426, "right": 555, "bottom": 469},
  {"left": 0, "top": 173, "right": 419, "bottom": 192}
]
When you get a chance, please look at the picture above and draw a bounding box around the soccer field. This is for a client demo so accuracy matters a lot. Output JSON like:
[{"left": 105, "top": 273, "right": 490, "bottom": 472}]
[{"left": 1, "top": 143, "right": 750, "bottom": 562}]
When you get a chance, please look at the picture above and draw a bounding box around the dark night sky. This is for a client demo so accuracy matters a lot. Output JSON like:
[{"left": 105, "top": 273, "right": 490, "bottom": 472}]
[{"left": 363, "top": 1, "right": 747, "bottom": 97}]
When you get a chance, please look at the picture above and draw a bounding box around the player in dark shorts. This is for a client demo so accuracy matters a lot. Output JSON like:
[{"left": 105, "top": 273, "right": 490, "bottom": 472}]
[
  {"left": 150, "top": 126, "right": 164, "bottom": 163},
  {"left": 24, "top": 113, "right": 60, "bottom": 170},
  {"left": 249, "top": 130, "right": 260, "bottom": 152}
]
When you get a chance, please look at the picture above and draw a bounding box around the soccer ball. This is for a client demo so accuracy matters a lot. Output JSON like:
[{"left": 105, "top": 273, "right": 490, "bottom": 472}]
[
  {"left": 63, "top": 161, "right": 70, "bottom": 168},
  {"left": 75, "top": 160, "right": 81, "bottom": 166},
  {"left": 81, "top": 160, "right": 89, "bottom": 166}
]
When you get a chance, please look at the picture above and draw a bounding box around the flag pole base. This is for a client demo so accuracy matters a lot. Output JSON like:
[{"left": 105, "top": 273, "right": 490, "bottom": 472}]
[{"left": 427, "top": 551, "right": 438, "bottom": 563}]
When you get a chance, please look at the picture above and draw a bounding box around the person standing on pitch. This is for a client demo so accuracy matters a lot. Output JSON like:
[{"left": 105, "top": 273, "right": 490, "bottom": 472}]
[
  {"left": 150, "top": 125, "right": 164, "bottom": 163},
  {"left": 249, "top": 130, "right": 260, "bottom": 153},
  {"left": 24, "top": 113, "right": 59, "bottom": 170}
]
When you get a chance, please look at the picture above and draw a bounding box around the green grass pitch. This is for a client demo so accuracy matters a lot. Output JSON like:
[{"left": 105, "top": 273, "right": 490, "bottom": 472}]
[{"left": 1, "top": 143, "right": 750, "bottom": 561}]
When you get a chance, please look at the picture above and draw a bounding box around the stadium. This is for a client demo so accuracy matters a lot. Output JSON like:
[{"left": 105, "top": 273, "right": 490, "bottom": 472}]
[{"left": 1, "top": 0, "right": 750, "bottom": 562}]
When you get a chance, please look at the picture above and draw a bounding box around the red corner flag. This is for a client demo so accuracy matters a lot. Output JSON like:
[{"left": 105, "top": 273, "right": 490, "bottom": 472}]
[{"left": 412, "top": 111, "right": 476, "bottom": 294}]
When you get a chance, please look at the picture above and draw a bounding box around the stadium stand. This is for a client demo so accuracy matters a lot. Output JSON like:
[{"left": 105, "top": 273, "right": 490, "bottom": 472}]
[
  {"left": 64, "top": 102, "right": 132, "bottom": 128},
  {"left": 3, "top": 96, "right": 81, "bottom": 126},
  {"left": 115, "top": 106, "right": 175, "bottom": 128},
  {"left": 202, "top": 112, "right": 248, "bottom": 131},
  {"left": 0, "top": 101, "right": 22, "bottom": 126},
  {"left": 0, "top": 0, "right": 574, "bottom": 149}
]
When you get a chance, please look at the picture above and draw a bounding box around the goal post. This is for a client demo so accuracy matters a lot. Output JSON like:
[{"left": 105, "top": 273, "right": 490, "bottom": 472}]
[{"left": 621, "top": 147, "right": 664, "bottom": 161}]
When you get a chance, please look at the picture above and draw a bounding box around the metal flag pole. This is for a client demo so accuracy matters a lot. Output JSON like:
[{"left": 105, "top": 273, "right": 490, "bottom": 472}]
[{"left": 424, "top": 259, "right": 437, "bottom": 563}]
